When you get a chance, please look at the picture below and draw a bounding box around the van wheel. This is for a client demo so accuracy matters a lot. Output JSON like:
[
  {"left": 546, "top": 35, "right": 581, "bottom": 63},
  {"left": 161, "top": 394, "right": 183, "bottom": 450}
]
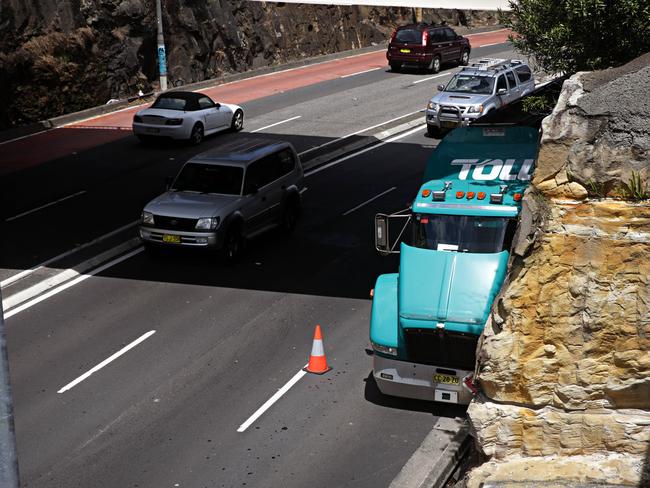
[
  {"left": 189, "top": 123, "right": 204, "bottom": 145},
  {"left": 222, "top": 225, "right": 243, "bottom": 262},
  {"left": 281, "top": 198, "right": 301, "bottom": 233},
  {"left": 460, "top": 49, "right": 470, "bottom": 66},
  {"left": 429, "top": 56, "right": 441, "bottom": 74},
  {"left": 390, "top": 62, "right": 401, "bottom": 72}
]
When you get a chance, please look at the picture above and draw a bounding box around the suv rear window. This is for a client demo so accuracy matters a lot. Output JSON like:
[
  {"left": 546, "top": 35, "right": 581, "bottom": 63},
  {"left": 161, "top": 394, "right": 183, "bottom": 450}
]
[{"left": 395, "top": 29, "right": 422, "bottom": 44}]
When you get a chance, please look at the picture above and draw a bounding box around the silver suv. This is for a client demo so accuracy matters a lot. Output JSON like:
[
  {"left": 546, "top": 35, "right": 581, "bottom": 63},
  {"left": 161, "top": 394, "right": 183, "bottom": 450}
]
[
  {"left": 140, "top": 138, "right": 304, "bottom": 260},
  {"left": 425, "top": 58, "right": 535, "bottom": 137}
]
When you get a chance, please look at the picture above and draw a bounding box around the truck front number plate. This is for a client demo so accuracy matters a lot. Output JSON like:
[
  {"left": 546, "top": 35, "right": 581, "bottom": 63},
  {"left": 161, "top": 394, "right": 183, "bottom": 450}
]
[
  {"left": 162, "top": 234, "right": 181, "bottom": 244},
  {"left": 433, "top": 374, "right": 459, "bottom": 385}
]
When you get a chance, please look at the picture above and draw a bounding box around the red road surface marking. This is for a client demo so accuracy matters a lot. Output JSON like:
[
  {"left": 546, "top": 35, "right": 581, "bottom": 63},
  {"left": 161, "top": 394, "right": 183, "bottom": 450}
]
[{"left": 0, "top": 30, "right": 509, "bottom": 176}]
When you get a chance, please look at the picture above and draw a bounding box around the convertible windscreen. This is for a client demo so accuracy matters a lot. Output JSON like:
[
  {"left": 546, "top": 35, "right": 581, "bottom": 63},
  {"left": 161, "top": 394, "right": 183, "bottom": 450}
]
[
  {"left": 172, "top": 163, "right": 243, "bottom": 195},
  {"left": 414, "top": 215, "right": 516, "bottom": 253},
  {"left": 444, "top": 74, "right": 495, "bottom": 95}
]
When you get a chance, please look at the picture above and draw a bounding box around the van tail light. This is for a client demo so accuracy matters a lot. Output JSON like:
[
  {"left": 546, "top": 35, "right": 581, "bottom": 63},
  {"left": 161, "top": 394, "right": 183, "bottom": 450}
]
[
  {"left": 390, "top": 30, "right": 397, "bottom": 42},
  {"left": 422, "top": 29, "right": 428, "bottom": 46}
]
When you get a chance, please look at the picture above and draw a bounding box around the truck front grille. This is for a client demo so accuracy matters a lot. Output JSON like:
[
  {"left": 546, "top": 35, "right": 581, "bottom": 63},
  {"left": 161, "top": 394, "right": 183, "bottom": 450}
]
[
  {"left": 153, "top": 215, "right": 198, "bottom": 231},
  {"left": 403, "top": 328, "right": 478, "bottom": 371}
]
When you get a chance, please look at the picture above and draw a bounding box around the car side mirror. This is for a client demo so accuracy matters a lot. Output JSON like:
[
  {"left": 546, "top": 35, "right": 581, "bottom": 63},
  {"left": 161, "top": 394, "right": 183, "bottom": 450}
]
[
  {"left": 497, "top": 88, "right": 507, "bottom": 95},
  {"left": 165, "top": 176, "right": 174, "bottom": 190},
  {"left": 437, "top": 84, "right": 445, "bottom": 91},
  {"left": 215, "top": 103, "right": 221, "bottom": 109}
]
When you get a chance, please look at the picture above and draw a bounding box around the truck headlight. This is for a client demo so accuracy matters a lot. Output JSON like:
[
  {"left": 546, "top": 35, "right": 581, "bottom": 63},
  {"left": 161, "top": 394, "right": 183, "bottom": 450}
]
[
  {"left": 371, "top": 342, "right": 397, "bottom": 356},
  {"left": 427, "top": 101, "right": 438, "bottom": 111},
  {"left": 467, "top": 105, "right": 483, "bottom": 114},
  {"left": 195, "top": 217, "right": 220, "bottom": 230},
  {"left": 141, "top": 211, "right": 154, "bottom": 225}
]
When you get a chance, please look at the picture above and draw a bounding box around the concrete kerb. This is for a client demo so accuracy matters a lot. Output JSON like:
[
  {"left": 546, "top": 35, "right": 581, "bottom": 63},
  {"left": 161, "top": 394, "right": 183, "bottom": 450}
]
[{"left": 389, "top": 417, "right": 471, "bottom": 488}]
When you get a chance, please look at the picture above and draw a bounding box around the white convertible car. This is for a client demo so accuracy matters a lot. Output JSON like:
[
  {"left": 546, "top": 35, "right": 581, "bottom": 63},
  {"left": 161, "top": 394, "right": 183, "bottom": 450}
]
[{"left": 132, "top": 91, "right": 244, "bottom": 145}]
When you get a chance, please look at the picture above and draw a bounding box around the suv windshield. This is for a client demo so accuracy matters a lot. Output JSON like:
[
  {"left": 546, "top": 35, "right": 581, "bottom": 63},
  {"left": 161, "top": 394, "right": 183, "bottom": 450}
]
[
  {"left": 172, "top": 163, "right": 243, "bottom": 195},
  {"left": 444, "top": 74, "right": 495, "bottom": 95},
  {"left": 413, "top": 215, "right": 516, "bottom": 253},
  {"left": 395, "top": 29, "right": 421, "bottom": 44}
]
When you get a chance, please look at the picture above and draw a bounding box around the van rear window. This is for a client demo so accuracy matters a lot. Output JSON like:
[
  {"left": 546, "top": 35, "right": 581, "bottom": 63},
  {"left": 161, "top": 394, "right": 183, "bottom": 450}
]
[{"left": 395, "top": 29, "right": 422, "bottom": 44}]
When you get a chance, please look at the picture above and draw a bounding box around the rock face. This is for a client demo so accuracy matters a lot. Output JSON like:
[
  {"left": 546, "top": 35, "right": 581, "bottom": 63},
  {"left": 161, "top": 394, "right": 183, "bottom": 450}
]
[
  {"left": 466, "top": 55, "right": 650, "bottom": 487},
  {"left": 0, "top": 0, "right": 497, "bottom": 129}
]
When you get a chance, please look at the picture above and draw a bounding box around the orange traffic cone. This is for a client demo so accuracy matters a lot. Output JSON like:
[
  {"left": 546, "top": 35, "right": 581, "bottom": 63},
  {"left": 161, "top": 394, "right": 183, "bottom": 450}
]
[{"left": 304, "top": 325, "right": 332, "bottom": 374}]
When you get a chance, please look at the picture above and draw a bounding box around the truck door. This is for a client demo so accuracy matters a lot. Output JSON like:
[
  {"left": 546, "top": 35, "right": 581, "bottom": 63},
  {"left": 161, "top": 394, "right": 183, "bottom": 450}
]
[
  {"left": 495, "top": 74, "right": 508, "bottom": 107},
  {"left": 505, "top": 70, "right": 520, "bottom": 104}
]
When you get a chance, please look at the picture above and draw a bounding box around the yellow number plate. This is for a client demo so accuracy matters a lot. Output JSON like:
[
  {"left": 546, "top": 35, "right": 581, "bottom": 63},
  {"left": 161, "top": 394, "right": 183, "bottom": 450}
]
[
  {"left": 400, "top": 49, "right": 411, "bottom": 53},
  {"left": 162, "top": 234, "right": 181, "bottom": 244},
  {"left": 433, "top": 374, "right": 459, "bottom": 385}
]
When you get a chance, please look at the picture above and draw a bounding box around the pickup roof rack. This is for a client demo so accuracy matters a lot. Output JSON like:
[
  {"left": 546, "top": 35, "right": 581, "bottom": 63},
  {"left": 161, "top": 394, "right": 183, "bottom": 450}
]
[{"left": 465, "top": 58, "right": 524, "bottom": 72}]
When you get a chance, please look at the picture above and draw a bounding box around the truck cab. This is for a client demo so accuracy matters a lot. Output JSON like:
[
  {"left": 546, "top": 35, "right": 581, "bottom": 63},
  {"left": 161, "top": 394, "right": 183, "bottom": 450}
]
[{"left": 370, "top": 125, "right": 538, "bottom": 404}]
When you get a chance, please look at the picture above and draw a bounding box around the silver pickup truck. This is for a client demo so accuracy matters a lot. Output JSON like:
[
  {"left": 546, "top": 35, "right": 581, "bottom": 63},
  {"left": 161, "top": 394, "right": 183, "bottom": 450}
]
[{"left": 426, "top": 58, "right": 535, "bottom": 137}]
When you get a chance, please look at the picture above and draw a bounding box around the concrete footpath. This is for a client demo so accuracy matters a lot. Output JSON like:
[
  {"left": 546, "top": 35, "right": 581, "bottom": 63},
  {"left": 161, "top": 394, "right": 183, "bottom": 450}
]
[{"left": 389, "top": 417, "right": 472, "bottom": 488}]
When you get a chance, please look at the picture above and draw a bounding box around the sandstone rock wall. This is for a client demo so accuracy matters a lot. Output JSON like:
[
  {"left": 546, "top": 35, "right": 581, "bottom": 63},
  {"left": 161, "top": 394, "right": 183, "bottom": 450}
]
[
  {"left": 0, "top": 0, "right": 497, "bottom": 129},
  {"left": 466, "top": 55, "right": 650, "bottom": 487}
]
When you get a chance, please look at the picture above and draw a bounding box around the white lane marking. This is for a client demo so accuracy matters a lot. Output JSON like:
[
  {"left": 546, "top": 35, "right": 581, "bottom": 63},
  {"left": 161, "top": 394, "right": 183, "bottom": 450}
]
[
  {"left": 340, "top": 67, "right": 382, "bottom": 78},
  {"left": 300, "top": 187, "right": 308, "bottom": 194},
  {"left": 3, "top": 247, "right": 143, "bottom": 320},
  {"left": 5, "top": 191, "right": 87, "bottom": 222},
  {"left": 412, "top": 72, "right": 454, "bottom": 85},
  {"left": 465, "top": 28, "right": 509, "bottom": 37},
  {"left": 57, "top": 330, "right": 156, "bottom": 393},
  {"left": 1, "top": 220, "right": 140, "bottom": 289},
  {"left": 305, "top": 124, "right": 426, "bottom": 178},
  {"left": 342, "top": 187, "right": 397, "bottom": 216},
  {"left": 237, "top": 366, "right": 308, "bottom": 432},
  {"left": 478, "top": 42, "right": 505, "bottom": 48},
  {"left": 298, "top": 109, "right": 423, "bottom": 156},
  {"left": 251, "top": 116, "right": 302, "bottom": 133}
]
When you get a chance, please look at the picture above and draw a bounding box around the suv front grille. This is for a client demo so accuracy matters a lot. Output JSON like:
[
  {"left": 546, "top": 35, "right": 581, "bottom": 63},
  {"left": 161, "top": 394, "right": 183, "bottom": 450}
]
[
  {"left": 403, "top": 328, "right": 478, "bottom": 371},
  {"left": 153, "top": 215, "right": 197, "bottom": 231}
]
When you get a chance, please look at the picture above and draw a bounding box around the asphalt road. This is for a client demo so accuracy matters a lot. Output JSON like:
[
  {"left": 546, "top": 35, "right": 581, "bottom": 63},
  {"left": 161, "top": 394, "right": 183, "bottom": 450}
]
[{"left": 2, "top": 40, "right": 520, "bottom": 488}]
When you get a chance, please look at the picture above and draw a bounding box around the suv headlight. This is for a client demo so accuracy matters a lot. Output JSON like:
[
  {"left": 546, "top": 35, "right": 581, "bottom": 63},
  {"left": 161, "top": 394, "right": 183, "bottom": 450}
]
[
  {"left": 371, "top": 342, "right": 397, "bottom": 356},
  {"left": 467, "top": 105, "right": 484, "bottom": 114},
  {"left": 141, "top": 211, "right": 154, "bottom": 225},
  {"left": 427, "top": 101, "right": 439, "bottom": 111},
  {"left": 195, "top": 217, "right": 220, "bottom": 230}
]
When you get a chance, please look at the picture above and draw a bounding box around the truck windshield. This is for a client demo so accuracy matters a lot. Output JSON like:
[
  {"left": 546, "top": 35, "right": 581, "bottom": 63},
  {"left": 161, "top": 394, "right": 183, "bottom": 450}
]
[
  {"left": 172, "top": 163, "right": 243, "bottom": 195},
  {"left": 444, "top": 74, "right": 494, "bottom": 95},
  {"left": 413, "top": 215, "right": 516, "bottom": 253}
]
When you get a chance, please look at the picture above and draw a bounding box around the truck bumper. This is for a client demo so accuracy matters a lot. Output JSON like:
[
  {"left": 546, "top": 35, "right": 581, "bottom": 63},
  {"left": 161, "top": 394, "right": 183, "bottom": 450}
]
[{"left": 373, "top": 354, "right": 474, "bottom": 405}]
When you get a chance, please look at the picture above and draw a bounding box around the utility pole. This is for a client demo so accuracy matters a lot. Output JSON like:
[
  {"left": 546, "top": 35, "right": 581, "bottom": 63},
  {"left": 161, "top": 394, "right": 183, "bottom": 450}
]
[
  {"left": 155, "top": 0, "right": 168, "bottom": 91},
  {"left": 0, "top": 291, "right": 20, "bottom": 488}
]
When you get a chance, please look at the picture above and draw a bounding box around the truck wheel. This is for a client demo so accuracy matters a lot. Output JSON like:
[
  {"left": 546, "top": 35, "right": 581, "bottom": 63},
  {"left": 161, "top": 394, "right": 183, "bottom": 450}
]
[
  {"left": 428, "top": 56, "right": 441, "bottom": 74},
  {"left": 389, "top": 62, "right": 401, "bottom": 72},
  {"left": 427, "top": 124, "right": 441, "bottom": 138},
  {"left": 460, "top": 49, "right": 470, "bottom": 66}
]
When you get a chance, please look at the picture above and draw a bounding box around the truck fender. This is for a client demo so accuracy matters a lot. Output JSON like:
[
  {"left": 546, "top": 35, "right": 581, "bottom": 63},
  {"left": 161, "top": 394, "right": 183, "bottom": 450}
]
[{"left": 370, "top": 273, "right": 399, "bottom": 348}]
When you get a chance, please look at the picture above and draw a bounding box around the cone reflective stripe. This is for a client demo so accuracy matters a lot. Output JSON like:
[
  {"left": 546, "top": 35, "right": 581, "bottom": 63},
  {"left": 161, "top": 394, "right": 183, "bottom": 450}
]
[{"left": 304, "top": 325, "right": 331, "bottom": 374}]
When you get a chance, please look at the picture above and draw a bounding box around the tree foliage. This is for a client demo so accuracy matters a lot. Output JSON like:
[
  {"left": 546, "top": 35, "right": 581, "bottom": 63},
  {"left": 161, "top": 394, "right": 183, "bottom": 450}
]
[{"left": 499, "top": 0, "right": 650, "bottom": 74}]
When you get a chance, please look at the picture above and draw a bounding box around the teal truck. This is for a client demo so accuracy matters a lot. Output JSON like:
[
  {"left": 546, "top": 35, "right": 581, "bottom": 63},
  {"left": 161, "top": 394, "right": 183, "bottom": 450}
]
[{"left": 370, "top": 125, "right": 538, "bottom": 404}]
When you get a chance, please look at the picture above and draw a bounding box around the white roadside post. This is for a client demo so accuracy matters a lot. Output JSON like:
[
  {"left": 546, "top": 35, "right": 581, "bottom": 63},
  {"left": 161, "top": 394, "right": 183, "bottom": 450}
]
[
  {"left": 155, "top": 0, "right": 168, "bottom": 91},
  {"left": 0, "top": 290, "right": 20, "bottom": 488}
]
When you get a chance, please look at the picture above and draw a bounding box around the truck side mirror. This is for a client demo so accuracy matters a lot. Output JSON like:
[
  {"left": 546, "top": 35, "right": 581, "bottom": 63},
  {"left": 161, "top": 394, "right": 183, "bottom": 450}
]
[
  {"left": 497, "top": 88, "right": 507, "bottom": 95},
  {"left": 437, "top": 84, "right": 445, "bottom": 91},
  {"left": 375, "top": 214, "right": 389, "bottom": 253}
]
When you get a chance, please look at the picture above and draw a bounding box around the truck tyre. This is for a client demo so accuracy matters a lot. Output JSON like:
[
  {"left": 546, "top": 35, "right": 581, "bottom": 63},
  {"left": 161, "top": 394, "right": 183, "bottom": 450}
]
[
  {"left": 460, "top": 49, "right": 470, "bottom": 66},
  {"left": 427, "top": 124, "right": 441, "bottom": 138},
  {"left": 428, "top": 56, "right": 441, "bottom": 74},
  {"left": 390, "top": 62, "right": 401, "bottom": 72}
]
